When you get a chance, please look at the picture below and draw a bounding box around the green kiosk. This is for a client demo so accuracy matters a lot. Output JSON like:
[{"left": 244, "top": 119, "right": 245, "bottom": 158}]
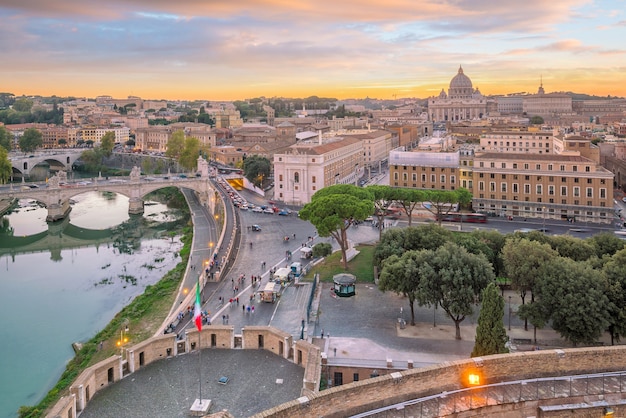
[{"left": 332, "top": 273, "right": 356, "bottom": 297}]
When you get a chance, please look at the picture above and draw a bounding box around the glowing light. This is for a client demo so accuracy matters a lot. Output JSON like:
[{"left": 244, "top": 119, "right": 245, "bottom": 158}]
[
  {"left": 183, "top": 288, "right": 189, "bottom": 295},
  {"left": 468, "top": 373, "right": 481, "bottom": 386}
]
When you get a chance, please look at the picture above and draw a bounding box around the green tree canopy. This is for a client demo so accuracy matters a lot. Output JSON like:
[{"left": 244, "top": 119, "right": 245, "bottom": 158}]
[
  {"left": 366, "top": 184, "right": 398, "bottom": 240},
  {"left": 298, "top": 185, "right": 374, "bottom": 268},
  {"left": 379, "top": 250, "right": 431, "bottom": 325},
  {"left": 0, "top": 146, "right": 12, "bottom": 184},
  {"left": 471, "top": 282, "right": 508, "bottom": 357},
  {"left": 165, "top": 130, "right": 185, "bottom": 160},
  {"left": 389, "top": 187, "right": 427, "bottom": 227},
  {"left": 242, "top": 155, "right": 271, "bottom": 187},
  {"left": 0, "top": 125, "right": 11, "bottom": 151},
  {"left": 18, "top": 128, "right": 43, "bottom": 153},
  {"left": 416, "top": 242, "right": 495, "bottom": 340},
  {"left": 601, "top": 248, "right": 626, "bottom": 344},
  {"left": 179, "top": 137, "right": 204, "bottom": 171},
  {"left": 12, "top": 98, "right": 33, "bottom": 112},
  {"left": 373, "top": 224, "right": 453, "bottom": 270},
  {"left": 501, "top": 237, "right": 558, "bottom": 310},
  {"left": 536, "top": 257, "right": 610, "bottom": 346},
  {"left": 100, "top": 131, "right": 115, "bottom": 158}
]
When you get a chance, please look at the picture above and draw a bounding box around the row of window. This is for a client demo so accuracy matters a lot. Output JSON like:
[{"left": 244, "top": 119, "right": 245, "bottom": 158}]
[
  {"left": 486, "top": 141, "right": 550, "bottom": 148},
  {"left": 477, "top": 182, "right": 607, "bottom": 198},
  {"left": 478, "top": 162, "right": 591, "bottom": 172},
  {"left": 477, "top": 173, "right": 606, "bottom": 184},
  {"left": 393, "top": 173, "right": 456, "bottom": 183},
  {"left": 477, "top": 195, "right": 606, "bottom": 206}
]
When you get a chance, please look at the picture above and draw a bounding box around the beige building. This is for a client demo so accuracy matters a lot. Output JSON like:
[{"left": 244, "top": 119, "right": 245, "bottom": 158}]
[
  {"left": 428, "top": 66, "right": 488, "bottom": 122},
  {"left": 209, "top": 145, "right": 245, "bottom": 166},
  {"left": 388, "top": 136, "right": 614, "bottom": 223},
  {"left": 273, "top": 137, "right": 364, "bottom": 205},
  {"left": 78, "top": 127, "right": 130, "bottom": 145},
  {"left": 135, "top": 123, "right": 215, "bottom": 152},
  {"left": 522, "top": 83, "right": 572, "bottom": 117}
]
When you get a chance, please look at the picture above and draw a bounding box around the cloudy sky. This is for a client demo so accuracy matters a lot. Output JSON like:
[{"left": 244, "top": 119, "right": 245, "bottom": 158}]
[{"left": 1, "top": 0, "right": 625, "bottom": 101}]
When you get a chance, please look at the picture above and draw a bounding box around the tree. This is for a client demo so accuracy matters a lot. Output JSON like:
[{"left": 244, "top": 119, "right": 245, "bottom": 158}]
[
  {"left": 243, "top": 155, "right": 271, "bottom": 187},
  {"left": 501, "top": 238, "right": 557, "bottom": 329},
  {"left": 165, "top": 130, "right": 185, "bottom": 159},
  {"left": 0, "top": 146, "right": 12, "bottom": 184},
  {"left": 390, "top": 188, "right": 427, "bottom": 227},
  {"left": 100, "top": 132, "right": 115, "bottom": 157},
  {"left": 12, "top": 98, "right": 33, "bottom": 112},
  {"left": 366, "top": 185, "right": 397, "bottom": 240},
  {"left": 422, "top": 188, "right": 472, "bottom": 226},
  {"left": 588, "top": 233, "right": 625, "bottom": 259},
  {"left": 416, "top": 242, "right": 494, "bottom": 340},
  {"left": 379, "top": 250, "right": 431, "bottom": 326},
  {"left": 536, "top": 257, "right": 610, "bottom": 346},
  {"left": 471, "top": 282, "right": 508, "bottom": 357},
  {"left": 0, "top": 125, "right": 11, "bottom": 151},
  {"left": 179, "top": 137, "right": 201, "bottom": 171},
  {"left": 602, "top": 248, "right": 626, "bottom": 345},
  {"left": 530, "top": 116, "right": 544, "bottom": 125},
  {"left": 298, "top": 185, "right": 374, "bottom": 269},
  {"left": 373, "top": 224, "right": 453, "bottom": 270},
  {"left": 18, "top": 128, "right": 43, "bottom": 153},
  {"left": 312, "top": 242, "right": 332, "bottom": 258},
  {"left": 57, "top": 139, "right": 67, "bottom": 148},
  {"left": 549, "top": 235, "right": 596, "bottom": 262}
]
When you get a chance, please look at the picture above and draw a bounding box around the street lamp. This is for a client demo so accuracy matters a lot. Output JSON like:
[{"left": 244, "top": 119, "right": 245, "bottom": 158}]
[
  {"left": 116, "top": 322, "right": 129, "bottom": 358},
  {"left": 508, "top": 296, "right": 512, "bottom": 331},
  {"left": 542, "top": 206, "right": 546, "bottom": 231}
]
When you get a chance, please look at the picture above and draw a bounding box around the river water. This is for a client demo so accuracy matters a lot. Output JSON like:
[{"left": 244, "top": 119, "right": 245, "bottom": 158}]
[{"left": 0, "top": 191, "right": 185, "bottom": 418}]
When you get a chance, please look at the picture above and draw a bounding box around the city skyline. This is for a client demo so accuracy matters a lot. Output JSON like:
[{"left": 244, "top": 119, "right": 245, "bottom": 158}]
[{"left": 1, "top": 0, "right": 625, "bottom": 101}]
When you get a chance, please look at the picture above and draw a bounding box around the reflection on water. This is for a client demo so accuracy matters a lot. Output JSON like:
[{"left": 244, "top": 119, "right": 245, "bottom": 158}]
[{"left": 0, "top": 191, "right": 188, "bottom": 418}]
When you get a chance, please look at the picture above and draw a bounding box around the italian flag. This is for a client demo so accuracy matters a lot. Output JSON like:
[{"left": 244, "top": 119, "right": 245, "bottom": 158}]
[{"left": 194, "top": 280, "right": 202, "bottom": 332}]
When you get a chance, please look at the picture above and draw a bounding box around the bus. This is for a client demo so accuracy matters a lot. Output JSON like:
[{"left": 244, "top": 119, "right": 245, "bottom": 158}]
[{"left": 437, "top": 213, "right": 488, "bottom": 223}]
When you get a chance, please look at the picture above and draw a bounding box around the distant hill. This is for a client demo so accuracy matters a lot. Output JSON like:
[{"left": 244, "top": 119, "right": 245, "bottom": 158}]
[{"left": 563, "top": 92, "right": 624, "bottom": 100}]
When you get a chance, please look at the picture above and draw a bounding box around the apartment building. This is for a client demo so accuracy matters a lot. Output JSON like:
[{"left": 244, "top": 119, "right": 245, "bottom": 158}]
[
  {"left": 78, "top": 127, "right": 130, "bottom": 145},
  {"left": 388, "top": 137, "right": 614, "bottom": 223},
  {"left": 273, "top": 137, "right": 364, "bottom": 205},
  {"left": 41, "top": 126, "right": 80, "bottom": 148},
  {"left": 135, "top": 123, "right": 215, "bottom": 152}
]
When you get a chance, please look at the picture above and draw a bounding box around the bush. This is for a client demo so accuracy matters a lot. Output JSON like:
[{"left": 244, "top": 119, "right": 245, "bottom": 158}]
[{"left": 312, "top": 242, "right": 332, "bottom": 258}]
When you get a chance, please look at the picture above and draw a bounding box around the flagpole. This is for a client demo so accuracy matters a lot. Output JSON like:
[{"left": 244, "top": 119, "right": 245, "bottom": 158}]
[{"left": 198, "top": 332, "right": 202, "bottom": 404}]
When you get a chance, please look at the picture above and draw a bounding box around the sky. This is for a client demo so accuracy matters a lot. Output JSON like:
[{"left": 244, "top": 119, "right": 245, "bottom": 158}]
[{"left": 1, "top": 0, "right": 625, "bottom": 101}]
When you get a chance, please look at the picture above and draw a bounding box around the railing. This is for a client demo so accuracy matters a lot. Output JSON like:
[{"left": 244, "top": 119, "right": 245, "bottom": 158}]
[{"left": 351, "top": 370, "right": 626, "bottom": 418}]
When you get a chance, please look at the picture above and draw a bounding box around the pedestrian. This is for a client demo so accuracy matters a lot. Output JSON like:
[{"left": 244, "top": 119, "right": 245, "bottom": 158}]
[
  {"left": 226, "top": 314, "right": 229, "bottom": 324},
  {"left": 242, "top": 304, "right": 246, "bottom": 313},
  {"left": 321, "top": 329, "right": 324, "bottom": 338},
  {"left": 250, "top": 294, "right": 253, "bottom": 302},
  {"left": 247, "top": 306, "right": 251, "bottom": 314},
  {"left": 99, "top": 341, "right": 103, "bottom": 351},
  {"left": 251, "top": 305, "right": 255, "bottom": 314},
  {"left": 293, "top": 233, "right": 296, "bottom": 239},
  {"left": 236, "top": 297, "right": 239, "bottom": 306},
  {"left": 222, "top": 314, "right": 226, "bottom": 325}
]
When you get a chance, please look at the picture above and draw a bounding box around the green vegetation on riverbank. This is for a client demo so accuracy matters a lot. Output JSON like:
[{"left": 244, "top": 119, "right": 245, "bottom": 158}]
[{"left": 18, "top": 189, "right": 193, "bottom": 418}]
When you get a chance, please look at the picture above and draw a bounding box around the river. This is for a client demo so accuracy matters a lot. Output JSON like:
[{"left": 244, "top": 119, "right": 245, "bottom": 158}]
[{"left": 0, "top": 191, "right": 185, "bottom": 418}]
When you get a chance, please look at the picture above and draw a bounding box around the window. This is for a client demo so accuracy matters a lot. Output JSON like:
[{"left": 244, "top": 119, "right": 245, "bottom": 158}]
[
  {"left": 548, "top": 185, "right": 555, "bottom": 195},
  {"left": 536, "top": 184, "right": 542, "bottom": 194},
  {"left": 431, "top": 174, "right": 435, "bottom": 182},
  {"left": 524, "top": 184, "right": 530, "bottom": 194},
  {"left": 312, "top": 176, "right": 316, "bottom": 183},
  {"left": 412, "top": 173, "right": 417, "bottom": 181},
  {"left": 451, "top": 175, "right": 456, "bottom": 184},
  {"left": 561, "top": 186, "right": 567, "bottom": 196},
  {"left": 585, "top": 166, "right": 590, "bottom": 172},
  {"left": 560, "top": 165, "right": 565, "bottom": 171},
  {"left": 513, "top": 183, "right": 519, "bottom": 193},
  {"left": 573, "top": 187, "right": 580, "bottom": 197},
  {"left": 573, "top": 166, "right": 578, "bottom": 172},
  {"left": 513, "top": 163, "right": 518, "bottom": 169},
  {"left": 479, "top": 181, "right": 485, "bottom": 191},
  {"left": 421, "top": 174, "right": 426, "bottom": 182},
  {"left": 501, "top": 163, "right": 506, "bottom": 168},
  {"left": 501, "top": 183, "right": 507, "bottom": 192},
  {"left": 394, "top": 173, "right": 398, "bottom": 180},
  {"left": 524, "top": 163, "right": 529, "bottom": 170},
  {"left": 294, "top": 172, "right": 299, "bottom": 183},
  {"left": 548, "top": 164, "right": 553, "bottom": 171},
  {"left": 586, "top": 187, "right": 593, "bottom": 198},
  {"left": 587, "top": 178, "right": 592, "bottom": 184},
  {"left": 600, "top": 188, "right": 606, "bottom": 199},
  {"left": 440, "top": 175, "right": 446, "bottom": 183},
  {"left": 490, "top": 182, "right": 495, "bottom": 192},
  {"left": 403, "top": 173, "right": 408, "bottom": 181},
  {"left": 536, "top": 164, "right": 541, "bottom": 170},
  {"left": 279, "top": 174, "right": 283, "bottom": 181},
  {"left": 490, "top": 162, "right": 495, "bottom": 168}
]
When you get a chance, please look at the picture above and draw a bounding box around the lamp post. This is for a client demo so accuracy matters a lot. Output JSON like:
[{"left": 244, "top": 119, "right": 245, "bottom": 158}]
[
  {"left": 542, "top": 206, "right": 546, "bottom": 231},
  {"left": 117, "top": 321, "right": 129, "bottom": 359},
  {"left": 508, "top": 296, "right": 512, "bottom": 331}
]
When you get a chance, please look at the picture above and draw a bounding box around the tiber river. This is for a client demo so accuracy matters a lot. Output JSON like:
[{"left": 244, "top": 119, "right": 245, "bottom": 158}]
[{"left": 0, "top": 191, "right": 186, "bottom": 418}]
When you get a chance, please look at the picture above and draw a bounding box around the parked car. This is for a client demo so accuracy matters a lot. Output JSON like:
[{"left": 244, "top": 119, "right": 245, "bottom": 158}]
[
  {"left": 251, "top": 224, "right": 262, "bottom": 231},
  {"left": 278, "top": 210, "right": 290, "bottom": 216},
  {"left": 263, "top": 208, "right": 274, "bottom": 214},
  {"left": 252, "top": 207, "right": 263, "bottom": 213}
]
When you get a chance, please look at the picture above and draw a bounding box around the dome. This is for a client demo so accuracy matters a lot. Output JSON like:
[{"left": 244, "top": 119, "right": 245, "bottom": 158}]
[
  {"left": 449, "top": 66, "right": 473, "bottom": 89},
  {"left": 448, "top": 65, "right": 474, "bottom": 99}
]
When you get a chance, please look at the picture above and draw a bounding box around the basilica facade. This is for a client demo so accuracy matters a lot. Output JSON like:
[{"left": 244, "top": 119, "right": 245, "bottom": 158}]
[{"left": 428, "top": 66, "right": 488, "bottom": 122}]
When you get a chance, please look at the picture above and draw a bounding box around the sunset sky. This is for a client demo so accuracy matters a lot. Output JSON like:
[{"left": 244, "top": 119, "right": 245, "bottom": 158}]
[{"left": 1, "top": 0, "right": 625, "bottom": 101}]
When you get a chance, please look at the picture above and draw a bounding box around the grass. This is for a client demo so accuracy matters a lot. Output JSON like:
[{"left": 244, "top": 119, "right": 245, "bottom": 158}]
[{"left": 302, "top": 244, "right": 376, "bottom": 283}]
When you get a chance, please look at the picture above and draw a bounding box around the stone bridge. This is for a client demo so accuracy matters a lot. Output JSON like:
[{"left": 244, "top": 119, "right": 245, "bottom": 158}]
[
  {"left": 1, "top": 158, "right": 216, "bottom": 222},
  {"left": 9, "top": 150, "right": 83, "bottom": 177}
]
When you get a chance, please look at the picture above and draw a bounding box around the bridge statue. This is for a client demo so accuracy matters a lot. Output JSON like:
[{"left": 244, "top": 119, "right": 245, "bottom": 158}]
[
  {"left": 130, "top": 166, "right": 141, "bottom": 182},
  {"left": 47, "top": 171, "right": 68, "bottom": 189}
]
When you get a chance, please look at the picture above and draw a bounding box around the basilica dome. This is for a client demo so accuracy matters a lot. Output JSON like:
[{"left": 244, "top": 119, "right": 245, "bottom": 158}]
[{"left": 448, "top": 66, "right": 474, "bottom": 99}]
